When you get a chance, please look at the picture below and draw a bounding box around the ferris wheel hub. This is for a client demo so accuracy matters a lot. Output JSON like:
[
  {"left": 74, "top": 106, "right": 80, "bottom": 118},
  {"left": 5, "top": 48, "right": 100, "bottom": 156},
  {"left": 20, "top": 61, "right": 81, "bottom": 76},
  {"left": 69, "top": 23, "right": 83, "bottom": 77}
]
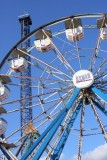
[{"left": 73, "top": 70, "right": 94, "bottom": 89}]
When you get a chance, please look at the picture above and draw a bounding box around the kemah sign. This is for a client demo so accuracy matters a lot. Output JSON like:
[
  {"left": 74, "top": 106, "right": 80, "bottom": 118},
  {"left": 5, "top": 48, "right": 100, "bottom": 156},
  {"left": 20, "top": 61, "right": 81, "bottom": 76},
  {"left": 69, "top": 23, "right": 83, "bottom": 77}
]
[{"left": 73, "top": 70, "right": 94, "bottom": 89}]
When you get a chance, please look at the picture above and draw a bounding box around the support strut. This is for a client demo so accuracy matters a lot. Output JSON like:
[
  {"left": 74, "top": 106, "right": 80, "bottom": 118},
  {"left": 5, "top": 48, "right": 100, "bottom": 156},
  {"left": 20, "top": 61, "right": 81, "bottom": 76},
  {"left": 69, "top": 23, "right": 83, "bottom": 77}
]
[
  {"left": 20, "top": 88, "right": 80, "bottom": 160},
  {"left": 51, "top": 101, "right": 82, "bottom": 160},
  {"left": 91, "top": 86, "right": 107, "bottom": 102}
]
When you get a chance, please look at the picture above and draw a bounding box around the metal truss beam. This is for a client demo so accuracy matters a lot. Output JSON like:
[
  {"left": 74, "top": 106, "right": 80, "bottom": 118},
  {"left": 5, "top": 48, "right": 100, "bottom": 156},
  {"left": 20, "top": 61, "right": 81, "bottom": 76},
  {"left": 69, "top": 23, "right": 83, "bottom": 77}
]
[
  {"left": 92, "top": 99, "right": 107, "bottom": 116},
  {"left": 0, "top": 145, "right": 12, "bottom": 160},
  {"left": 33, "top": 113, "right": 66, "bottom": 160},
  {"left": 20, "top": 88, "right": 80, "bottom": 160},
  {"left": 91, "top": 86, "right": 107, "bottom": 102},
  {"left": 18, "top": 14, "right": 32, "bottom": 155},
  {"left": 51, "top": 101, "right": 82, "bottom": 160},
  {"left": 90, "top": 99, "right": 107, "bottom": 142}
]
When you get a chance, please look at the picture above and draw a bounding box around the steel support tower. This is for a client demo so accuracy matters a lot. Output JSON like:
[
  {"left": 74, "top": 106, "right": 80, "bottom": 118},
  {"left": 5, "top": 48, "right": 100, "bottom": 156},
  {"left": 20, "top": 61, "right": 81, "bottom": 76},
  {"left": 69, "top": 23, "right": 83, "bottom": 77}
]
[{"left": 18, "top": 13, "right": 32, "bottom": 155}]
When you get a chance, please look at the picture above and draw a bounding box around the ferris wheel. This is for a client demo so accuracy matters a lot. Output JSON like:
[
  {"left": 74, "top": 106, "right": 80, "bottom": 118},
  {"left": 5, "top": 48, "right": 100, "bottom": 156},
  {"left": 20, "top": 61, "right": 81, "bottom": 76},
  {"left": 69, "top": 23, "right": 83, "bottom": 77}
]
[{"left": 0, "top": 13, "right": 107, "bottom": 160}]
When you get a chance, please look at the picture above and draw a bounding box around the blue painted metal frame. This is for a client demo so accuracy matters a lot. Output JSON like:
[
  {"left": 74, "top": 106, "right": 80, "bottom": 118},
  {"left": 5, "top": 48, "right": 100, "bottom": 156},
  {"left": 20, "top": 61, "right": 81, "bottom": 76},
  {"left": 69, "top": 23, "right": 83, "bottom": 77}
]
[
  {"left": 91, "top": 86, "right": 107, "bottom": 116},
  {"left": 92, "top": 99, "right": 107, "bottom": 116},
  {"left": 33, "top": 113, "right": 66, "bottom": 160},
  {"left": 91, "top": 86, "right": 107, "bottom": 102},
  {"left": 19, "top": 14, "right": 32, "bottom": 155},
  {"left": 0, "top": 145, "right": 12, "bottom": 160},
  {"left": 51, "top": 101, "right": 82, "bottom": 160},
  {"left": 20, "top": 88, "right": 80, "bottom": 160}
]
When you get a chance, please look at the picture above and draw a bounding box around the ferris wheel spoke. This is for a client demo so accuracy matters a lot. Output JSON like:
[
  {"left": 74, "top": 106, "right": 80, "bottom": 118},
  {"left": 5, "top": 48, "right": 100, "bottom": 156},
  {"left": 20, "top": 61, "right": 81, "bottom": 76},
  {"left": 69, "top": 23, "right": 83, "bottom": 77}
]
[
  {"left": 35, "top": 89, "right": 76, "bottom": 130},
  {"left": 42, "top": 29, "right": 75, "bottom": 75},
  {"left": 90, "top": 99, "right": 107, "bottom": 142},
  {"left": 91, "top": 86, "right": 107, "bottom": 103},
  {"left": 0, "top": 74, "right": 62, "bottom": 84},
  {"left": 94, "top": 58, "right": 107, "bottom": 76},
  {"left": 3, "top": 96, "right": 66, "bottom": 115},
  {"left": 77, "top": 100, "right": 85, "bottom": 160},
  {"left": 1, "top": 90, "right": 60, "bottom": 106},
  {"left": 17, "top": 48, "right": 71, "bottom": 80},
  {"left": 93, "top": 82, "right": 107, "bottom": 94},
  {"left": 75, "top": 41, "right": 82, "bottom": 70},
  {"left": 89, "top": 32, "right": 102, "bottom": 72},
  {"left": 51, "top": 100, "right": 82, "bottom": 160},
  {"left": 29, "top": 59, "right": 72, "bottom": 82},
  {"left": 92, "top": 99, "right": 107, "bottom": 117},
  {"left": 5, "top": 99, "right": 63, "bottom": 142},
  {"left": 15, "top": 135, "right": 29, "bottom": 157},
  {"left": 88, "top": 17, "right": 107, "bottom": 72},
  {"left": 28, "top": 61, "right": 71, "bottom": 82},
  {"left": 52, "top": 32, "right": 76, "bottom": 49},
  {"left": 6, "top": 75, "right": 71, "bottom": 91},
  {"left": 35, "top": 53, "right": 72, "bottom": 92},
  {"left": 94, "top": 72, "right": 106, "bottom": 80},
  {"left": 1, "top": 85, "right": 73, "bottom": 116}
]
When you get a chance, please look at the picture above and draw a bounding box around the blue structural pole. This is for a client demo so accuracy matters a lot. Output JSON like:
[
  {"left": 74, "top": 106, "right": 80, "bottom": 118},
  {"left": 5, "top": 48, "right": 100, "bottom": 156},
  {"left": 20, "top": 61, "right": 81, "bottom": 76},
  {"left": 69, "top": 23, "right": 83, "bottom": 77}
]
[
  {"left": 0, "top": 145, "right": 12, "bottom": 160},
  {"left": 91, "top": 86, "right": 107, "bottom": 102},
  {"left": 33, "top": 113, "right": 66, "bottom": 160},
  {"left": 92, "top": 99, "right": 107, "bottom": 116},
  {"left": 51, "top": 102, "right": 82, "bottom": 160},
  {"left": 18, "top": 13, "right": 32, "bottom": 155},
  {"left": 20, "top": 88, "right": 80, "bottom": 160}
]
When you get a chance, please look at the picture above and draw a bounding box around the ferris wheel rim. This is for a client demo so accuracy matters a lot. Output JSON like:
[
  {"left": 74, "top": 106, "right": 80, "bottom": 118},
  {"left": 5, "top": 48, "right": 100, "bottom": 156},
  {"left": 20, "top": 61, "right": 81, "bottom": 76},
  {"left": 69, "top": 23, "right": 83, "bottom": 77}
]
[
  {"left": 1, "top": 12, "right": 107, "bottom": 159},
  {"left": 0, "top": 12, "right": 106, "bottom": 70}
]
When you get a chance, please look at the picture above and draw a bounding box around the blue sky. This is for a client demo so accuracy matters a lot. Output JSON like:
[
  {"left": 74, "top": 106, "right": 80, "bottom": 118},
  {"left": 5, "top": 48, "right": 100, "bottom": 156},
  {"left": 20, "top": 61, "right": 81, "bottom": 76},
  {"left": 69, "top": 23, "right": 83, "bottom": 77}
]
[
  {"left": 0, "top": 0, "right": 107, "bottom": 60},
  {"left": 1, "top": 1, "right": 107, "bottom": 160}
]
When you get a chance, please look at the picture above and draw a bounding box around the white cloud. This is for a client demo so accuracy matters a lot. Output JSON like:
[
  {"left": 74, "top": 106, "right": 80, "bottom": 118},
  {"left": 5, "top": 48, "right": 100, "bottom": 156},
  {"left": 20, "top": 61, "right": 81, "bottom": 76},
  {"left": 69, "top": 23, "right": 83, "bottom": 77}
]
[
  {"left": 70, "top": 144, "right": 107, "bottom": 160},
  {"left": 40, "top": 157, "right": 46, "bottom": 160},
  {"left": 60, "top": 153, "right": 65, "bottom": 160},
  {"left": 38, "top": 144, "right": 107, "bottom": 160}
]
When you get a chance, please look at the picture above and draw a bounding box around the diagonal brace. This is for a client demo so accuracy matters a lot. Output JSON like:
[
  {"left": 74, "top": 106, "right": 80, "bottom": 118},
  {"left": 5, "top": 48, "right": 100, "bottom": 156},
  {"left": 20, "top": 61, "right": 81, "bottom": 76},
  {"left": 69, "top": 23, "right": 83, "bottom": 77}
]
[
  {"left": 0, "top": 145, "right": 12, "bottom": 160},
  {"left": 51, "top": 101, "right": 82, "bottom": 160},
  {"left": 91, "top": 86, "right": 107, "bottom": 102},
  {"left": 20, "top": 88, "right": 80, "bottom": 160},
  {"left": 92, "top": 99, "right": 107, "bottom": 116}
]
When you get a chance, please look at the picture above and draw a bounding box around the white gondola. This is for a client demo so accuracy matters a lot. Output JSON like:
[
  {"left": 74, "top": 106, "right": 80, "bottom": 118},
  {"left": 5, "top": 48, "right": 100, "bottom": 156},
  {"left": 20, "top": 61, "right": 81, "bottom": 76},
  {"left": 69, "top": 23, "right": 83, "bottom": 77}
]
[
  {"left": 100, "top": 28, "right": 107, "bottom": 40},
  {"left": 9, "top": 57, "right": 28, "bottom": 72},
  {"left": 0, "top": 85, "right": 10, "bottom": 101},
  {"left": 0, "top": 118, "right": 7, "bottom": 136},
  {"left": 34, "top": 37, "right": 53, "bottom": 52},
  {"left": 34, "top": 29, "right": 53, "bottom": 52},
  {"left": 65, "top": 26, "right": 83, "bottom": 42},
  {"left": 97, "top": 18, "right": 107, "bottom": 40}
]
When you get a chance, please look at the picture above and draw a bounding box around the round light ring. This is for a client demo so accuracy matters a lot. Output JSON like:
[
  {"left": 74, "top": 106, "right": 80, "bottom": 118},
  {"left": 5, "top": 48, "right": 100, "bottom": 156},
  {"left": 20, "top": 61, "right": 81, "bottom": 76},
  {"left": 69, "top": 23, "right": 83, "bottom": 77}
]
[{"left": 73, "top": 70, "right": 94, "bottom": 89}]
